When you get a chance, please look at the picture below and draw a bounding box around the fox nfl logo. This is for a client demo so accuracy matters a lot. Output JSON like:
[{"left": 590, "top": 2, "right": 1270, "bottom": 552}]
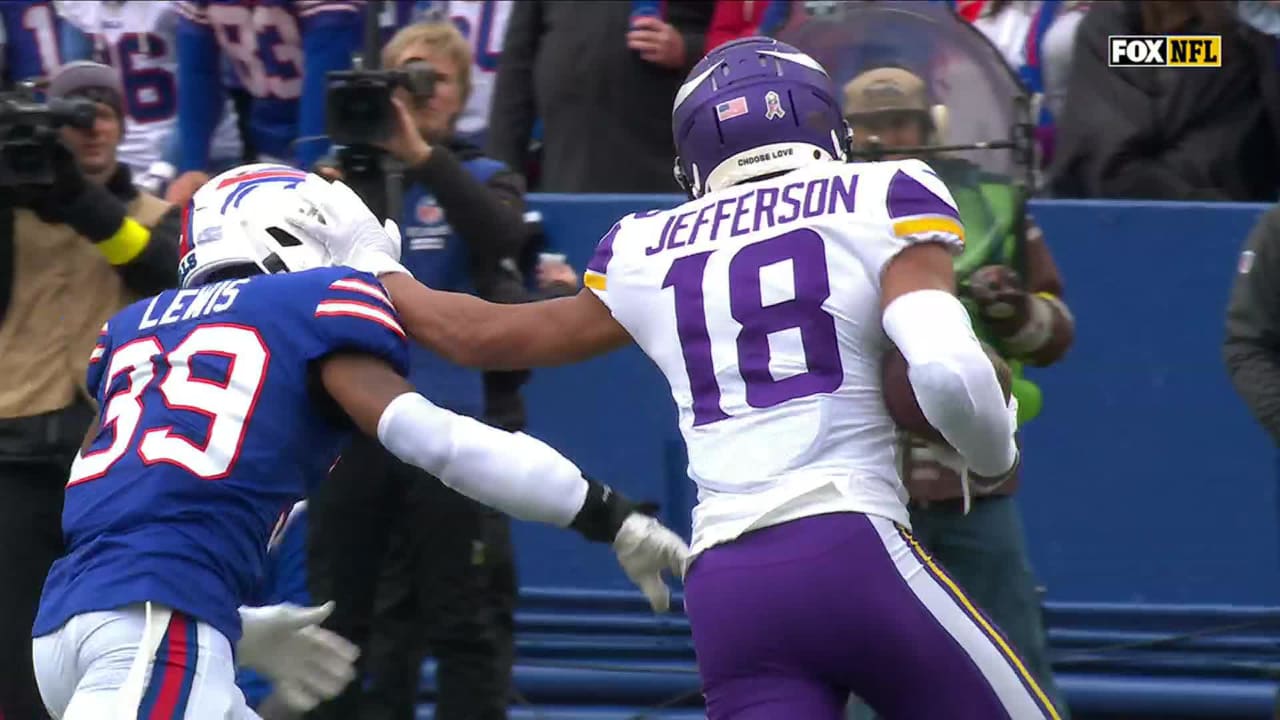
[{"left": 1108, "top": 35, "right": 1222, "bottom": 67}]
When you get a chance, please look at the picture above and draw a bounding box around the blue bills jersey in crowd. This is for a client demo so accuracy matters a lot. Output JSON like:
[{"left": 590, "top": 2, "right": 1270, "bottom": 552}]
[
  {"left": 1, "top": 1, "right": 65, "bottom": 86},
  {"left": 174, "top": 0, "right": 362, "bottom": 170},
  {"left": 34, "top": 265, "right": 410, "bottom": 646}
]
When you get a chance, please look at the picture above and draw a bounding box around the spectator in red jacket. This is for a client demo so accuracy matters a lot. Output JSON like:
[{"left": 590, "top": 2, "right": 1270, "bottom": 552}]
[
  {"left": 707, "top": 0, "right": 771, "bottom": 50},
  {"left": 706, "top": 0, "right": 797, "bottom": 50}
]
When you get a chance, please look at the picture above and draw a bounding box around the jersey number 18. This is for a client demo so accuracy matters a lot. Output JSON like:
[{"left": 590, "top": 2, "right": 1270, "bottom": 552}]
[{"left": 665, "top": 229, "right": 844, "bottom": 427}]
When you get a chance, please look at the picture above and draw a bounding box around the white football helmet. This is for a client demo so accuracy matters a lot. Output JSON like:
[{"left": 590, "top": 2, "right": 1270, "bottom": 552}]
[{"left": 178, "top": 163, "right": 334, "bottom": 289}]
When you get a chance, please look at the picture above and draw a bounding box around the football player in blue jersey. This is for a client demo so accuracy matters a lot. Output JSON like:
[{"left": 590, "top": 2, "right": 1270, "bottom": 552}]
[
  {"left": 1, "top": 0, "right": 65, "bottom": 87},
  {"left": 168, "top": 0, "right": 362, "bottom": 204},
  {"left": 30, "top": 163, "right": 688, "bottom": 720}
]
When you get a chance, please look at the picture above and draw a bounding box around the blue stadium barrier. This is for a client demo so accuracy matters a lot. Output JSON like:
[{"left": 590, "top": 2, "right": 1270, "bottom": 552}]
[
  {"left": 422, "top": 198, "right": 1280, "bottom": 717},
  {"left": 404, "top": 589, "right": 1280, "bottom": 717}
]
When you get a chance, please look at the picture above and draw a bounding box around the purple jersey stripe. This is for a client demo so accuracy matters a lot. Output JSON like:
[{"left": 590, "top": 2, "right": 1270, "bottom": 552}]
[
  {"left": 885, "top": 170, "right": 959, "bottom": 222},
  {"left": 586, "top": 222, "right": 623, "bottom": 275}
]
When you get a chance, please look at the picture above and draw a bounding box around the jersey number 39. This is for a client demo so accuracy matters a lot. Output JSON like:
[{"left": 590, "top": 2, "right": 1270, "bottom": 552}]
[
  {"left": 68, "top": 325, "right": 269, "bottom": 487},
  {"left": 665, "top": 228, "right": 843, "bottom": 427}
]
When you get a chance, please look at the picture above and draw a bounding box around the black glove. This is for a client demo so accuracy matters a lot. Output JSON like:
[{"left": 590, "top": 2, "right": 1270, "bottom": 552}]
[{"left": 18, "top": 141, "right": 126, "bottom": 241}]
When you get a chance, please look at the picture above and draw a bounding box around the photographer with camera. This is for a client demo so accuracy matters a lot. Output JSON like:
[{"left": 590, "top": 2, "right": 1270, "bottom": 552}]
[
  {"left": 0, "top": 60, "right": 178, "bottom": 720},
  {"left": 306, "top": 20, "right": 532, "bottom": 720}
]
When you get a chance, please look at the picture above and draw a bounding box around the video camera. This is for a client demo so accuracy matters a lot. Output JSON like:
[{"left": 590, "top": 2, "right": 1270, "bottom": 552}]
[
  {"left": 0, "top": 88, "right": 96, "bottom": 187},
  {"left": 325, "top": 60, "right": 437, "bottom": 147}
]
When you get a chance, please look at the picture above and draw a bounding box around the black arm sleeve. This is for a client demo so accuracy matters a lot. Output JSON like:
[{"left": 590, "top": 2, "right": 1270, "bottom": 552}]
[
  {"left": 116, "top": 205, "right": 181, "bottom": 296},
  {"left": 485, "top": 0, "right": 540, "bottom": 173},
  {"left": 1225, "top": 206, "right": 1280, "bottom": 444},
  {"left": 406, "top": 146, "right": 528, "bottom": 267}
]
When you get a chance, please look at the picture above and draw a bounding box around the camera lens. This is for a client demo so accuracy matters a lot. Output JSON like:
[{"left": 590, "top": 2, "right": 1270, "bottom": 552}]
[
  {"left": 329, "top": 84, "right": 393, "bottom": 145},
  {"left": 348, "top": 92, "right": 379, "bottom": 123},
  {"left": 9, "top": 143, "right": 43, "bottom": 174}
]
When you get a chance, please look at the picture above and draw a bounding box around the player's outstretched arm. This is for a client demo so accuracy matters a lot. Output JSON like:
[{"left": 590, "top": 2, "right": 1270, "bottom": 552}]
[
  {"left": 289, "top": 177, "right": 632, "bottom": 369},
  {"left": 880, "top": 243, "right": 1019, "bottom": 478},
  {"left": 319, "top": 352, "right": 688, "bottom": 612},
  {"left": 382, "top": 275, "right": 631, "bottom": 369}
]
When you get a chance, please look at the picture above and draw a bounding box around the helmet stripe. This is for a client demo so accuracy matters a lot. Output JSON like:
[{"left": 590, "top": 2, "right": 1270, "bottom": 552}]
[
  {"left": 215, "top": 168, "right": 307, "bottom": 189},
  {"left": 179, "top": 199, "right": 194, "bottom": 258}
]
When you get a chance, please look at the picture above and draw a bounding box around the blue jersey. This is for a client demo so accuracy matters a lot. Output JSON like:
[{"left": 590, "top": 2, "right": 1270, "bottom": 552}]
[
  {"left": 174, "top": 0, "right": 361, "bottom": 170},
  {"left": 1, "top": 1, "right": 64, "bottom": 86},
  {"left": 34, "top": 266, "right": 409, "bottom": 644}
]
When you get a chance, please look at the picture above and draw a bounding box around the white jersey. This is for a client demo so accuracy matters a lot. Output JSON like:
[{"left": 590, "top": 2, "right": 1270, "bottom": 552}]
[
  {"left": 55, "top": 1, "right": 242, "bottom": 176},
  {"left": 435, "top": 0, "right": 511, "bottom": 139},
  {"left": 583, "top": 159, "right": 966, "bottom": 556}
]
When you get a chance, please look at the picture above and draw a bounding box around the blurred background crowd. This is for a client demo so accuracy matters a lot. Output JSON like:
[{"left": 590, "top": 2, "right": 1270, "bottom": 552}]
[{"left": 3, "top": 1, "right": 1280, "bottom": 719}]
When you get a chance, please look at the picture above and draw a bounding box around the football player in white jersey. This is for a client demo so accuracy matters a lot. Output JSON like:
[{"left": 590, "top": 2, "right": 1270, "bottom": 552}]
[
  {"left": 56, "top": 0, "right": 242, "bottom": 193},
  {"left": 296, "top": 37, "right": 1060, "bottom": 720},
  {"left": 430, "top": 0, "right": 511, "bottom": 144}
]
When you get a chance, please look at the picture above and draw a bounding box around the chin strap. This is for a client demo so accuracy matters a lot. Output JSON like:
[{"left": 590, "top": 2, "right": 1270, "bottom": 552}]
[{"left": 672, "top": 156, "right": 699, "bottom": 200}]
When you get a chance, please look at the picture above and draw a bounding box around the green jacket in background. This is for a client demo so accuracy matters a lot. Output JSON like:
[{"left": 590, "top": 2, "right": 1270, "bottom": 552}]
[{"left": 930, "top": 157, "right": 1043, "bottom": 425}]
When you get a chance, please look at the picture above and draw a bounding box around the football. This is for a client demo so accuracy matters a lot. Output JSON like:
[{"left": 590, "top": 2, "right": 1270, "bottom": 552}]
[{"left": 881, "top": 342, "right": 1013, "bottom": 443}]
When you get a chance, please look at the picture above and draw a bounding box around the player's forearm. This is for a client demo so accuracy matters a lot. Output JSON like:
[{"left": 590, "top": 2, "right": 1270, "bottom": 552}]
[
  {"left": 884, "top": 290, "right": 1018, "bottom": 477},
  {"left": 379, "top": 273, "right": 574, "bottom": 369},
  {"left": 376, "top": 392, "right": 632, "bottom": 541}
]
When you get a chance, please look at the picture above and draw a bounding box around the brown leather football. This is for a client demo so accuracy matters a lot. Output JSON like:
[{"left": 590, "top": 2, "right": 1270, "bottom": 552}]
[{"left": 881, "top": 342, "right": 1012, "bottom": 443}]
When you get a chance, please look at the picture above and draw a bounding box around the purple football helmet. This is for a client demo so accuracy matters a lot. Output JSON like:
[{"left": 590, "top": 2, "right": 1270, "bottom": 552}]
[{"left": 672, "top": 36, "right": 851, "bottom": 199}]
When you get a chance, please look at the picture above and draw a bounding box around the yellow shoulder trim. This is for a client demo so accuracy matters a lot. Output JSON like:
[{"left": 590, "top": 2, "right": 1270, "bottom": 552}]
[{"left": 892, "top": 216, "right": 966, "bottom": 242}]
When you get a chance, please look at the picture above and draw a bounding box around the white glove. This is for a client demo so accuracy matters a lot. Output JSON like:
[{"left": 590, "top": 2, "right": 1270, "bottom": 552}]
[
  {"left": 289, "top": 176, "right": 409, "bottom": 277},
  {"left": 236, "top": 602, "right": 359, "bottom": 712},
  {"left": 612, "top": 513, "right": 689, "bottom": 613}
]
